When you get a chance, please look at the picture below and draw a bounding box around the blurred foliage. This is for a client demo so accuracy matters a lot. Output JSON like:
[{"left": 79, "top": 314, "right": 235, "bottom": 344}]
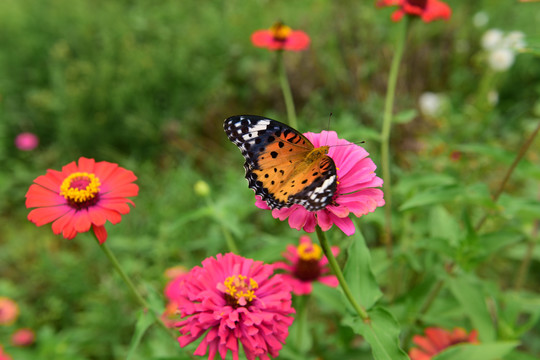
[{"left": 1, "top": 0, "right": 540, "bottom": 359}]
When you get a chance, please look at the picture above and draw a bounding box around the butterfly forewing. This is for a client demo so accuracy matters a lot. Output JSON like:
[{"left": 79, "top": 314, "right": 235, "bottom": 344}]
[{"left": 224, "top": 115, "right": 337, "bottom": 211}]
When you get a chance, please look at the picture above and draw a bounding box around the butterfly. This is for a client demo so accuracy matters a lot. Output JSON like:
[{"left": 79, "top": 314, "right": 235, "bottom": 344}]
[{"left": 224, "top": 115, "right": 337, "bottom": 212}]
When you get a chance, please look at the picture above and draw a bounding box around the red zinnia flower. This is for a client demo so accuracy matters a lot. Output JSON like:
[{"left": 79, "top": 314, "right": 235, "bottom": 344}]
[
  {"left": 0, "top": 345, "right": 13, "bottom": 360},
  {"left": 0, "top": 297, "right": 19, "bottom": 325},
  {"left": 274, "top": 236, "right": 339, "bottom": 295},
  {"left": 25, "top": 157, "right": 138, "bottom": 244},
  {"left": 409, "top": 327, "right": 479, "bottom": 360},
  {"left": 255, "top": 131, "right": 385, "bottom": 236},
  {"left": 251, "top": 21, "right": 310, "bottom": 51},
  {"left": 376, "top": 0, "right": 452, "bottom": 22},
  {"left": 175, "top": 253, "right": 295, "bottom": 360}
]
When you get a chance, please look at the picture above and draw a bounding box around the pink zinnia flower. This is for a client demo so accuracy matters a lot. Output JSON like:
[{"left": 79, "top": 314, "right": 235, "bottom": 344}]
[
  {"left": 175, "top": 253, "right": 295, "bottom": 360},
  {"left": 376, "top": 0, "right": 452, "bottom": 23},
  {"left": 11, "top": 328, "right": 35, "bottom": 347},
  {"left": 25, "top": 157, "right": 139, "bottom": 244},
  {"left": 409, "top": 327, "right": 479, "bottom": 360},
  {"left": 251, "top": 22, "right": 310, "bottom": 51},
  {"left": 15, "top": 132, "right": 39, "bottom": 151},
  {"left": 0, "top": 297, "right": 19, "bottom": 325},
  {"left": 274, "top": 236, "right": 339, "bottom": 295},
  {"left": 0, "top": 345, "right": 13, "bottom": 360},
  {"left": 256, "top": 131, "right": 384, "bottom": 236}
]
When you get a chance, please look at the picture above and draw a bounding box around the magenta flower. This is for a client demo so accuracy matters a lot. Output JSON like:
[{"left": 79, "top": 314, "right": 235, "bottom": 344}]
[
  {"left": 175, "top": 253, "right": 295, "bottom": 360},
  {"left": 256, "top": 131, "right": 384, "bottom": 236},
  {"left": 162, "top": 266, "right": 188, "bottom": 328},
  {"left": 0, "top": 345, "right": 12, "bottom": 360},
  {"left": 11, "top": 328, "right": 35, "bottom": 347},
  {"left": 15, "top": 132, "right": 39, "bottom": 151},
  {"left": 274, "top": 236, "right": 339, "bottom": 295}
]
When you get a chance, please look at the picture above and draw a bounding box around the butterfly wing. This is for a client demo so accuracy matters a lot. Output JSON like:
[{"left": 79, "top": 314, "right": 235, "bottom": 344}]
[{"left": 224, "top": 115, "right": 337, "bottom": 211}]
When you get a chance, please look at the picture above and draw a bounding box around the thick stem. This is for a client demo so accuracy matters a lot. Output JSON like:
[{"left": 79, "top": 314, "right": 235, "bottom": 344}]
[
  {"left": 315, "top": 227, "right": 369, "bottom": 320},
  {"left": 278, "top": 51, "right": 298, "bottom": 129},
  {"left": 380, "top": 17, "right": 408, "bottom": 257}
]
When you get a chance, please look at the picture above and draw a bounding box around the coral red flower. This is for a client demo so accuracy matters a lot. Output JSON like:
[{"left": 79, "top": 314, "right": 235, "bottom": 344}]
[
  {"left": 409, "top": 327, "right": 479, "bottom": 360},
  {"left": 175, "top": 253, "right": 295, "bottom": 360},
  {"left": 25, "top": 157, "right": 138, "bottom": 244},
  {"left": 256, "top": 131, "right": 384, "bottom": 236},
  {"left": 0, "top": 345, "right": 12, "bottom": 360},
  {"left": 0, "top": 297, "right": 19, "bottom": 325},
  {"left": 251, "top": 22, "right": 310, "bottom": 51},
  {"left": 274, "top": 236, "right": 339, "bottom": 295},
  {"left": 11, "top": 328, "right": 35, "bottom": 347},
  {"left": 376, "top": 0, "right": 452, "bottom": 22}
]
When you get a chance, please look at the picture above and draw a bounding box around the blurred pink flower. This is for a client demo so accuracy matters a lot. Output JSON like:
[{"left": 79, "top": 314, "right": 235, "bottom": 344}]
[
  {"left": 161, "top": 266, "right": 188, "bottom": 328},
  {"left": 274, "top": 235, "right": 339, "bottom": 295},
  {"left": 175, "top": 253, "right": 295, "bottom": 360},
  {"left": 0, "top": 345, "right": 13, "bottom": 360},
  {"left": 256, "top": 131, "right": 385, "bottom": 236},
  {"left": 0, "top": 297, "right": 19, "bottom": 325},
  {"left": 15, "top": 132, "right": 39, "bottom": 151},
  {"left": 251, "top": 21, "right": 310, "bottom": 51},
  {"left": 11, "top": 328, "right": 35, "bottom": 347},
  {"left": 409, "top": 327, "right": 479, "bottom": 360}
]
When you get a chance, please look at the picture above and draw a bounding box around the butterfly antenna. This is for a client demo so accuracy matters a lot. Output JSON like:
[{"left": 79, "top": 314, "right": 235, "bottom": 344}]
[{"left": 324, "top": 113, "right": 332, "bottom": 146}]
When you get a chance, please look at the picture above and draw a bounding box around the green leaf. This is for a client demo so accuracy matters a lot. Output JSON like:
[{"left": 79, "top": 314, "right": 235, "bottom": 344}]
[
  {"left": 127, "top": 309, "right": 155, "bottom": 360},
  {"left": 400, "top": 183, "right": 494, "bottom": 211},
  {"left": 503, "top": 349, "right": 540, "bottom": 360},
  {"left": 429, "top": 206, "right": 461, "bottom": 246},
  {"left": 432, "top": 342, "right": 518, "bottom": 360},
  {"left": 447, "top": 276, "right": 496, "bottom": 341},
  {"left": 343, "top": 231, "right": 382, "bottom": 310},
  {"left": 393, "top": 109, "right": 417, "bottom": 124},
  {"left": 343, "top": 307, "right": 409, "bottom": 360}
]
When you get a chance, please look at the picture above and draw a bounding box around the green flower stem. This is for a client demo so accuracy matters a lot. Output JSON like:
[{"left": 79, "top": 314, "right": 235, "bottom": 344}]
[
  {"left": 96, "top": 237, "right": 176, "bottom": 338},
  {"left": 295, "top": 294, "right": 309, "bottom": 351},
  {"left": 277, "top": 50, "right": 298, "bottom": 129},
  {"left": 475, "top": 119, "right": 540, "bottom": 230},
  {"left": 380, "top": 17, "right": 408, "bottom": 257},
  {"left": 315, "top": 227, "right": 369, "bottom": 321}
]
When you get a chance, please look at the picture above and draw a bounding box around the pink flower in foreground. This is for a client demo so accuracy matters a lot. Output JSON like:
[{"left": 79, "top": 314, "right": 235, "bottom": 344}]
[
  {"left": 11, "top": 328, "right": 35, "bottom": 347},
  {"left": 251, "top": 21, "right": 310, "bottom": 51},
  {"left": 15, "top": 132, "right": 39, "bottom": 151},
  {"left": 0, "top": 297, "right": 19, "bottom": 325},
  {"left": 409, "top": 327, "right": 479, "bottom": 360},
  {"left": 175, "top": 253, "right": 295, "bottom": 360},
  {"left": 376, "top": 0, "right": 452, "bottom": 23},
  {"left": 0, "top": 345, "right": 12, "bottom": 360},
  {"left": 25, "top": 157, "right": 138, "bottom": 244},
  {"left": 256, "top": 131, "right": 384, "bottom": 236},
  {"left": 274, "top": 236, "right": 339, "bottom": 295}
]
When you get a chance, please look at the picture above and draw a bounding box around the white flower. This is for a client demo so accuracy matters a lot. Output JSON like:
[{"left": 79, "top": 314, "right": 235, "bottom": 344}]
[
  {"left": 473, "top": 12, "right": 489, "bottom": 28},
  {"left": 481, "top": 29, "right": 504, "bottom": 51},
  {"left": 488, "top": 48, "right": 515, "bottom": 72},
  {"left": 503, "top": 31, "right": 526, "bottom": 51},
  {"left": 419, "top": 92, "right": 443, "bottom": 118},
  {"left": 487, "top": 90, "right": 499, "bottom": 106}
]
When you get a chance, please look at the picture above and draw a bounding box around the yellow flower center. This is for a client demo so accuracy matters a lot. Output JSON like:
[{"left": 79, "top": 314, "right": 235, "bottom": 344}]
[
  {"left": 60, "top": 172, "right": 101, "bottom": 207},
  {"left": 297, "top": 242, "right": 322, "bottom": 261},
  {"left": 223, "top": 274, "right": 258, "bottom": 307},
  {"left": 270, "top": 22, "right": 292, "bottom": 41}
]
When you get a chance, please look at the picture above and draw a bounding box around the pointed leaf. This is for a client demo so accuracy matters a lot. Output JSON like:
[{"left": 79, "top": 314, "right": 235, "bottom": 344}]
[
  {"left": 127, "top": 309, "right": 155, "bottom": 360},
  {"left": 343, "top": 231, "right": 382, "bottom": 310}
]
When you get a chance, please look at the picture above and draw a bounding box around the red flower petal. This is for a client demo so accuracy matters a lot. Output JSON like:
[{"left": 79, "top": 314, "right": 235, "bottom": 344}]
[
  {"left": 25, "top": 184, "right": 65, "bottom": 207},
  {"left": 28, "top": 206, "right": 70, "bottom": 226},
  {"left": 92, "top": 225, "right": 108, "bottom": 244}
]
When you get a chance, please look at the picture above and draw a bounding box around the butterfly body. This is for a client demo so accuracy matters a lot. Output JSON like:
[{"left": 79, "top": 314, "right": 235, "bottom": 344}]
[{"left": 224, "top": 115, "right": 337, "bottom": 211}]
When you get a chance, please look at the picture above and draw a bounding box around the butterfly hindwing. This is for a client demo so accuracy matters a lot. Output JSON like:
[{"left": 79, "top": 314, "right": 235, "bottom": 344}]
[{"left": 224, "top": 115, "right": 337, "bottom": 211}]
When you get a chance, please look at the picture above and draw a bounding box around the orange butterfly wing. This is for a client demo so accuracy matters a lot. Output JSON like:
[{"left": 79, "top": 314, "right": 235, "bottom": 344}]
[{"left": 224, "top": 115, "right": 337, "bottom": 211}]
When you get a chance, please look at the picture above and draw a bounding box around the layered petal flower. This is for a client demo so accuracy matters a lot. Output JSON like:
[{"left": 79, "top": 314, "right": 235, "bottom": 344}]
[
  {"left": 25, "top": 157, "right": 138, "bottom": 244},
  {"left": 174, "top": 253, "right": 295, "bottom": 360},
  {"left": 376, "top": 0, "right": 452, "bottom": 22},
  {"left": 256, "top": 131, "right": 384, "bottom": 236},
  {"left": 274, "top": 236, "right": 339, "bottom": 295},
  {"left": 409, "top": 327, "right": 479, "bottom": 360},
  {"left": 251, "top": 22, "right": 310, "bottom": 51}
]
